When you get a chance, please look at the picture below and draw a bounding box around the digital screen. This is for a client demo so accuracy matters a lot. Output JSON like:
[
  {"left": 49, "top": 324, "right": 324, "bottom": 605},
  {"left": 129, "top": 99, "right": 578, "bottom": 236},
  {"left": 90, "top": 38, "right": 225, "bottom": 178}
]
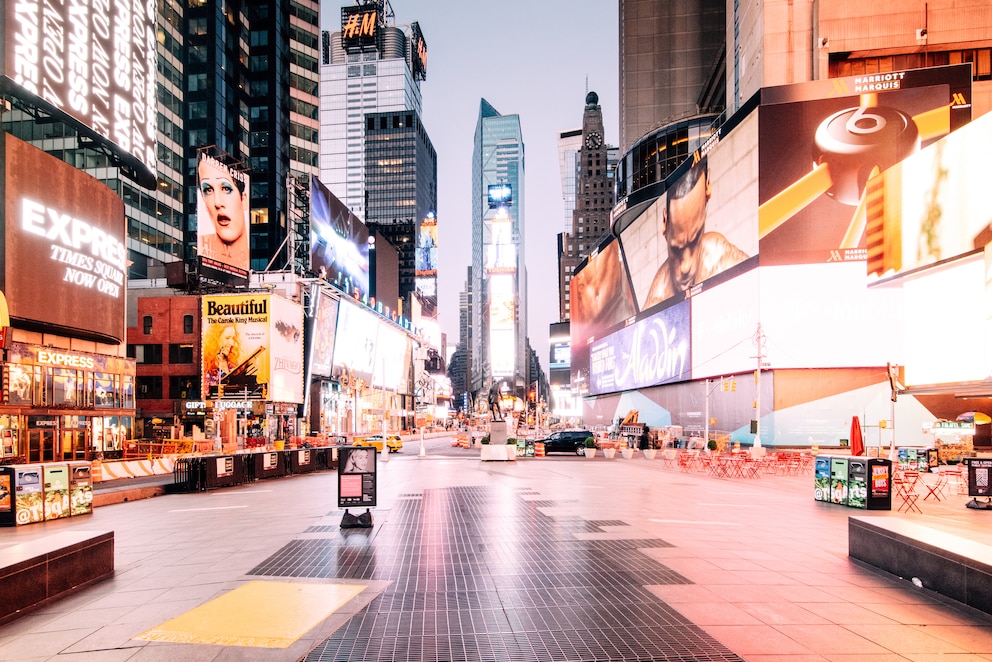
[
  {"left": 311, "top": 174, "right": 370, "bottom": 298},
  {"left": 2, "top": 134, "right": 126, "bottom": 343},
  {"left": 757, "top": 64, "right": 972, "bottom": 266},
  {"left": 690, "top": 268, "right": 760, "bottom": 379},
  {"left": 309, "top": 290, "right": 339, "bottom": 378},
  {"left": 267, "top": 294, "right": 305, "bottom": 404},
  {"left": 619, "top": 118, "right": 757, "bottom": 314},
  {"left": 485, "top": 214, "right": 516, "bottom": 273},
  {"left": 588, "top": 300, "right": 691, "bottom": 396},
  {"left": 333, "top": 299, "right": 379, "bottom": 383},
  {"left": 416, "top": 216, "right": 437, "bottom": 276},
  {"left": 1, "top": 0, "right": 157, "bottom": 185},
  {"left": 489, "top": 274, "right": 515, "bottom": 377},
  {"left": 866, "top": 110, "right": 992, "bottom": 278},
  {"left": 488, "top": 183, "right": 512, "bottom": 208},
  {"left": 197, "top": 153, "right": 250, "bottom": 278}
]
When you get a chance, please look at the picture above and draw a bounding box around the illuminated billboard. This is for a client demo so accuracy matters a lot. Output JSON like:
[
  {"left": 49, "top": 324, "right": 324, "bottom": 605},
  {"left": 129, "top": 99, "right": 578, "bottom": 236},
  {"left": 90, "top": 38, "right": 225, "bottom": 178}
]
[
  {"left": 865, "top": 110, "right": 992, "bottom": 278},
  {"left": 410, "top": 22, "right": 427, "bottom": 81},
  {"left": 488, "top": 183, "right": 512, "bottom": 208},
  {"left": 309, "top": 290, "right": 339, "bottom": 378},
  {"left": 1, "top": 1, "right": 157, "bottom": 188},
  {"left": 197, "top": 154, "right": 250, "bottom": 278},
  {"left": 416, "top": 216, "right": 438, "bottom": 276},
  {"left": 489, "top": 274, "right": 515, "bottom": 377},
  {"left": 757, "top": 64, "right": 971, "bottom": 266},
  {"left": 588, "top": 300, "right": 690, "bottom": 396},
  {"left": 310, "top": 174, "right": 370, "bottom": 298},
  {"left": 618, "top": 117, "right": 758, "bottom": 314},
  {"left": 569, "top": 238, "right": 637, "bottom": 392},
  {"left": 485, "top": 213, "right": 516, "bottom": 274},
  {"left": 201, "top": 294, "right": 304, "bottom": 403},
  {"left": 332, "top": 299, "right": 411, "bottom": 391},
  {"left": 341, "top": 1, "right": 382, "bottom": 51},
  {"left": 1, "top": 134, "right": 126, "bottom": 343}
]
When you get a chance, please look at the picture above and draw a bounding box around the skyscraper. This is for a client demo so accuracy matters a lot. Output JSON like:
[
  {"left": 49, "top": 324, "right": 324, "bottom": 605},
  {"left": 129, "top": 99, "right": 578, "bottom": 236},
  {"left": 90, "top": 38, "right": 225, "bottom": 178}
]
[
  {"left": 318, "top": 1, "right": 435, "bottom": 315},
  {"left": 471, "top": 100, "right": 527, "bottom": 400},
  {"left": 619, "top": 0, "right": 726, "bottom": 152}
]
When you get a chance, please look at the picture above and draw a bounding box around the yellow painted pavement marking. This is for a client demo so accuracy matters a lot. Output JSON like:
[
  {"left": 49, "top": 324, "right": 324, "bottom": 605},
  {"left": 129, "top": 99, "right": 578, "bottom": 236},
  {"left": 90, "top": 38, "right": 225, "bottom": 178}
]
[{"left": 135, "top": 580, "right": 365, "bottom": 648}]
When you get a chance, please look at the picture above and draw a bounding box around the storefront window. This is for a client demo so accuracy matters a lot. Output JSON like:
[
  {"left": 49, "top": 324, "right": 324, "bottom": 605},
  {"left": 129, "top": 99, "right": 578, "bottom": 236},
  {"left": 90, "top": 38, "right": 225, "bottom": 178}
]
[
  {"left": 7, "top": 364, "right": 37, "bottom": 405},
  {"left": 51, "top": 368, "right": 81, "bottom": 407}
]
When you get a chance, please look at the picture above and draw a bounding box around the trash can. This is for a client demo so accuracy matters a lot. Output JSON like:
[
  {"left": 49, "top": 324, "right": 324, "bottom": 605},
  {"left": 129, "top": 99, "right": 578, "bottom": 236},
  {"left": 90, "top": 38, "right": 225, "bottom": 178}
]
[
  {"left": 68, "top": 461, "right": 94, "bottom": 516},
  {"left": 0, "top": 465, "right": 45, "bottom": 525},
  {"left": 847, "top": 457, "right": 868, "bottom": 509},
  {"left": 43, "top": 463, "right": 71, "bottom": 521},
  {"left": 814, "top": 455, "right": 831, "bottom": 501},
  {"left": 830, "top": 457, "right": 849, "bottom": 505}
]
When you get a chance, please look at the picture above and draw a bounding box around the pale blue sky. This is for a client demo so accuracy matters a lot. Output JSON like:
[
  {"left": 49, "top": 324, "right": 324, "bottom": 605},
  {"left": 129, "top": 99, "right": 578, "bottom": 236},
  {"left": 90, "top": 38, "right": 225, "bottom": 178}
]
[{"left": 324, "top": 1, "right": 620, "bottom": 373}]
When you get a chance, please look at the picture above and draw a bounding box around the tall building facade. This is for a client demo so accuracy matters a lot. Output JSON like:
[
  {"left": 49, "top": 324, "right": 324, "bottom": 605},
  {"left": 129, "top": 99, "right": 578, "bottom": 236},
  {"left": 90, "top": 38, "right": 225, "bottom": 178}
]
[
  {"left": 364, "top": 109, "right": 438, "bottom": 313},
  {"left": 471, "top": 100, "right": 527, "bottom": 400},
  {"left": 558, "top": 92, "right": 616, "bottom": 323},
  {"left": 185, "top": 1, "right": 321, "bottom": 275},
  {"left": 619, "top": 0, "right": 726, "bottom": 152},
  {"left": 318, "top": 2, "right": 435, "bottom": 315}
]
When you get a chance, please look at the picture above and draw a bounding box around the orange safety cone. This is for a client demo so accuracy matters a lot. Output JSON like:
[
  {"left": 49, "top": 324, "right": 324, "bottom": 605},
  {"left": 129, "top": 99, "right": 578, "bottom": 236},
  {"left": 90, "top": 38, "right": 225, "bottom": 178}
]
[{"left": 534, "top": 442, "right": 545, "bottom": 457}]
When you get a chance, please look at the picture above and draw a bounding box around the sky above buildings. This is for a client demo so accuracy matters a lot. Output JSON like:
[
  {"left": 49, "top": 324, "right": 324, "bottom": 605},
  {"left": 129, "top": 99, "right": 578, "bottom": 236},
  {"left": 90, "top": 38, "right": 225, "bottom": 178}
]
[{"left": 323, "top": 1, "right": 620, "bottom": 374}]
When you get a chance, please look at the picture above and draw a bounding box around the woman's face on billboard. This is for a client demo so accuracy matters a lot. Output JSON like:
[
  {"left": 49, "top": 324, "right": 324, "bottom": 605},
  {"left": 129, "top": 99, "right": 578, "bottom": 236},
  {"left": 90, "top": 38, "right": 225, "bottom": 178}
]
[{"left": 198, "top": 159, "right": 246, "bottom": 246}]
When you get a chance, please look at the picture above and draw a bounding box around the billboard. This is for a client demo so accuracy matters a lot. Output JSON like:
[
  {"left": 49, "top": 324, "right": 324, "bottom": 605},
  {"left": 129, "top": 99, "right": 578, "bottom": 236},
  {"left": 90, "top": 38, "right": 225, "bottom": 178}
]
[
  {"left": 588, "top": 299, "right": 691, "bottom": 396},
  {"left": 618, "top": 116, "right": 759, "bottom": 315},
  {"left": 865, "top": 111, "right": 992, "bottom": 278},
  {"left": 416, "top": 216, "right": 437, "bottom": 276},
  {"left": 1, "top": 134, "right": 126, "bottom": 343},
  {"left": 341, "top": 1, "right": 382, "bottom": 51},
  {"left": 332, "top": 299, "right": 411, "bottom": 391},
  {"left": 410, "top": 21, "right": 427, "bottom": 81},
  {"left": 197, "top": 153, "right": 250, "bottom": 278},
  {"left": 757, "top": 64, "right": 972, "bottom": 266},
  {"left": 310, "top": 174, "right": 370, "bottom": 298},
  {"left": 202, "top": 294, "right": 304, "bottom": 403},
  {"left": 489, "top": 273, "right": 515, "bottom": 377},
  {"left": 309, "top": 290, "right": 339, "bottom": 378},
  {"left": 1, "top": 0, "right": 157, "bottom": 188},
  {"left": 485, "top": 212, "right": 516, "bottom": 274},
  {"left": 488, "top": 183, "right": 512, "bottom": 208}
]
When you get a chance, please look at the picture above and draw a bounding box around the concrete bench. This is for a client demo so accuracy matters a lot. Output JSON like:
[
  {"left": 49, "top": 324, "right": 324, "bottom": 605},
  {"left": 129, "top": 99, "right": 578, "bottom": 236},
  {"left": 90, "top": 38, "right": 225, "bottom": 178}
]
[
  {"left": 849, "top": 516, "right": 992, "bottom": 615},
  {"left": 0, "top": 530, "right": 114, "bottom": 625}
]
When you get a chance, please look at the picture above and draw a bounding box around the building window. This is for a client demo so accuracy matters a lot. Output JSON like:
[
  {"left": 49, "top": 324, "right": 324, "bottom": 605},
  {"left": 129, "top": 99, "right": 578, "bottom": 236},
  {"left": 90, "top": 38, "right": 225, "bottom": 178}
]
[
  {"left": 143, "top": 315, "right": 153, "bottom": 334},
  {"left": 137, "top": 376, "right": 164, "bottom": 400},
  {"left": 131, "top": 344, "right": 163, "bottom": 364},
  {"left": 183, "top": 314, "right": 194, "bottom": 334},
  {"left": 169, "top": 344, "right": 195, "bottom": 364}
]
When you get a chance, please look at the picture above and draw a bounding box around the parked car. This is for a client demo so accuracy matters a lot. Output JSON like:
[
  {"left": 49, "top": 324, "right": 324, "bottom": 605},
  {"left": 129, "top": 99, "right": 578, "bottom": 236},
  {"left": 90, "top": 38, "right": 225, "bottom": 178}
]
[
  {"left": 354, "top": 434, "right": 403, "bottom": 453},
  {"left": 539, "top": 430, "right": 595, "bottom": 455}
]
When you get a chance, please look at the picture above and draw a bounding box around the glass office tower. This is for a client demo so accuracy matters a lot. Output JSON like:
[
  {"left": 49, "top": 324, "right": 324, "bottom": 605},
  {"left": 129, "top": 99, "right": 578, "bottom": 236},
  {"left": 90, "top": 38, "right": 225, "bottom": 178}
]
[{"left": 471, "top": 99, "right": 527, "bottom": 400}]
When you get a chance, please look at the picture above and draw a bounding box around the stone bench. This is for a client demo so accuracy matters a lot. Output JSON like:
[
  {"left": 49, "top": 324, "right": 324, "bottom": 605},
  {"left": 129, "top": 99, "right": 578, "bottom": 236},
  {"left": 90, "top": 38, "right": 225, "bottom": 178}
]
[
  {"left": 0, "top": 530, "right": 114, "bottom": 625},
  {"left": 849, "top": 516, "right": 992, "bottom": 615}
]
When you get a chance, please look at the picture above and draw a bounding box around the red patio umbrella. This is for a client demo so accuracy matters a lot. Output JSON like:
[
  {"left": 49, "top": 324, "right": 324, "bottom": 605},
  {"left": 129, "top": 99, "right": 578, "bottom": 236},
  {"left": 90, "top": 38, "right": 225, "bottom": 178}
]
[{"left": 850, "top": 415, "right": 865, "bottom": 456}]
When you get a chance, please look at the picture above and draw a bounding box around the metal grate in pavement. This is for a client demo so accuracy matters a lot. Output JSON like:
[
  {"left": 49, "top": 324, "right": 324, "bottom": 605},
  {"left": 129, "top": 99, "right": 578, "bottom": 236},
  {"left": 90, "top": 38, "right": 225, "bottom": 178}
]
[{"left": 249, "top": 485, "right": 743, "bottom": 661}]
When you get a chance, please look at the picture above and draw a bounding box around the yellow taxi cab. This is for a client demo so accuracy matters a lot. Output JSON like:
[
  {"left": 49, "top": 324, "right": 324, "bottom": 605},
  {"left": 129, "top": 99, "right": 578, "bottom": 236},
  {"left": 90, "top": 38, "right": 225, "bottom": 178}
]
[{"left": 353, "top": 434, "right": 403, "bottom": 453}]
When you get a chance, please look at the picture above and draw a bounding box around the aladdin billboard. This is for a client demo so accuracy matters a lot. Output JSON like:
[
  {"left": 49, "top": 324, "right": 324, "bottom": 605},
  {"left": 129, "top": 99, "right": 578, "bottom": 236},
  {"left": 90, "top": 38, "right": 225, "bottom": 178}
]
[
  {"left": 1, "top": 134, "right": 126, "bottom": 343},
  {"left": 201, "top": 294, "right": 304, "bottom": 403}
]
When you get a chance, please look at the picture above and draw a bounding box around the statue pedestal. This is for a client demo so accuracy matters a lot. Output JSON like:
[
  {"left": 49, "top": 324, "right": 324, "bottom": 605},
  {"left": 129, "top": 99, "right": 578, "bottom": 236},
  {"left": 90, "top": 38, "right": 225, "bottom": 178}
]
[{"left": 481, "top": 420, "right": 515, "bottom": 461}]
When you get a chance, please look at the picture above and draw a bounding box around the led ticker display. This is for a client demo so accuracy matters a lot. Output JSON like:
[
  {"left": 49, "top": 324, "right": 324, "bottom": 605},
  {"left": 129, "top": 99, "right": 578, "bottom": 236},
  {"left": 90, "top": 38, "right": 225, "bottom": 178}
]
[
  {"left": 2, "top": 134, "right": 127, "bottom": 344},
  {"left": 311, "top": 174, "right": 370, "bottom": 299},
  {"left": 588, "top": 300, "right": 691, "bottom": 396},
  {"left": 1, "top": 0, "right": 158, "bottom": 188},
  {"left": 341, "top": 2, "right": 383, "bottom": 51}
]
